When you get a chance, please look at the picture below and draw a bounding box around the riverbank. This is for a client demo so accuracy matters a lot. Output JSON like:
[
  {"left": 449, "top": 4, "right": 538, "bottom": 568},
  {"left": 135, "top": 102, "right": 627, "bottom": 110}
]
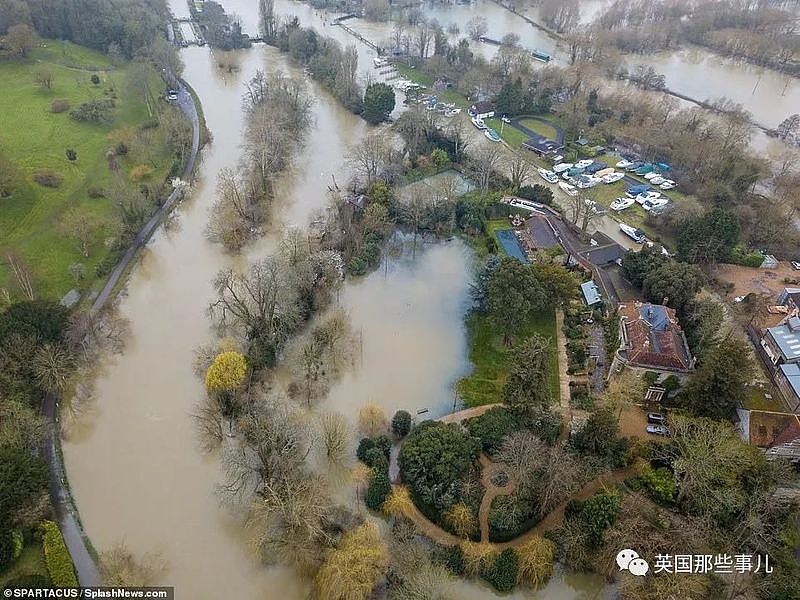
[{"left": 44, "top": 73, "right": 202, "bottom": 586}]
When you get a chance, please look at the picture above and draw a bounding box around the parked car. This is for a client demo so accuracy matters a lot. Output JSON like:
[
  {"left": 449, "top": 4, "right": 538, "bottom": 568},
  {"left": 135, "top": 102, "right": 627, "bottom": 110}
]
[
  {"left": 791, "top": 261, "right": 800, "bottom": 270},
  {"left": 610, "top": 197, "right": 635, "bottom": 211},
  {"left": 166, "top": 89, "right": 179, "bottom": 101},
  {"left": 602, "top": 172, "right": 625, "bottom": 184},
  {"left": 501, "top": 115, "right": 511, "bottom": 123},
  {"left": 537, "top": 168, "right": 559, "bottom": 184},
  {"left": 646, "top": 424, "right": 670, "bottom": 437},
  {"left": 647, "top": 412, "right": 666, "bottom": 424}
]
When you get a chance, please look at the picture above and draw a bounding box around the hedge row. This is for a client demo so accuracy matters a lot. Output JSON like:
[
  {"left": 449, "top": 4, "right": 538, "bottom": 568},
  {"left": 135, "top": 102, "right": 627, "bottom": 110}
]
[{"left": 39, "top": 521, "right": 78, "bottom": 588}]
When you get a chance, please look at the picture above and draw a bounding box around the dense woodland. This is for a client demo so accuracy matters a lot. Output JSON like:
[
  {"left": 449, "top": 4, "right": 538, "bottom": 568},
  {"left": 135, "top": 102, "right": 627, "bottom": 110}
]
[{"left": 0, "top": 0, "right": 169, "bottom": 58}]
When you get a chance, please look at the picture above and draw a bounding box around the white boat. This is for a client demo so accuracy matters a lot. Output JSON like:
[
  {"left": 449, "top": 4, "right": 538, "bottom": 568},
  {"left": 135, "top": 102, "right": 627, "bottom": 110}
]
[
  {"left": 484, "top": 128, "right": 501, "bottom": 142},
  {"left": 553, "top": 162, "right": 573, "bottom": 174},
  {"left": 575, "top": 159, "right": 594, "bottom": 168},
  {"left": 642, "top": 197, "right": 669, "bottom": 212},
  {"left": 537, "top": 168, "right": 558, "bottom": 184},
  {"left": 602, "top": 172, "right": 625, "bottom": 184},
  {"left": 610, "top": 196, "right": 635, "bottom": 211},
  {"left": 576, "top": 177, "right": 599, "bottom": 189},
  {"left": 650, "top": 176, "right": 667, "bottom": 185},
  {"left": 659, "top": 180, "right": 676, "bottom": 190},
  {"left": 374, "top": 57, "right": 388, "bottom": 68},
  {"left": 643, "top": 172, "right": 660, "bottom": 180},
  {"left": 620, "top": 223, "right": 646, "bottom": 243},
  {"left": 471, "top": 117, "right": 486, "bottom": 130},
  {"left": 616, "top": 159, "right": 634, "bottom": 169},
  {"left": 558, "top": 181, "right": 578, "bottom": 196},
  {"left": 635, "top": 191, "right": 662, "bottom": 204}
]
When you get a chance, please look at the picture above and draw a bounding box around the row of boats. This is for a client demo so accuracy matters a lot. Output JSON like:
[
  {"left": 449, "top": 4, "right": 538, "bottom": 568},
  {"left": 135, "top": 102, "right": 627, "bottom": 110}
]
[{"left": 471, "top": 117, "right": 502, "bottom": 142}]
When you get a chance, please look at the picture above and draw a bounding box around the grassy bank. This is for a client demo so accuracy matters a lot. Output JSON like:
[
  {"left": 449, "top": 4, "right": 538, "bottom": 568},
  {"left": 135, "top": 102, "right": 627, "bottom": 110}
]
[
  {"left": 457, "top": 310, "right": 560, "bottom": 407},
  {"left": 0, "top": 542, "right": 49, "bottom": 587},
  {"left": 0, "top": 41, "right": 177, "bottom": 300}
]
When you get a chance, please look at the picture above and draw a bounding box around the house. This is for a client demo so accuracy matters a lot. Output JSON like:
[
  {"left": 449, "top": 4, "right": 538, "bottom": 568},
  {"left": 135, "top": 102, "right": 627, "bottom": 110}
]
[
  {"left": 777, "top": 287, "right": 800, "bottom": 312},
  {"left": 776, "top": 364, "right": 800, "bottom": 411},
  {"left": 468, "top": 101, "right": 495, "bottom": 120},
  {"left": 581, "top": 280, "right": 602, "bottom": 307},
  {"left": 761, "top": 315, "right": 800, "bottom": 366},
  {"left": 579, "top": 233, "right": 626, "bottom": 267},
  {"left": 522, "top": 137, "right": 564, "bottom": 156},
  {"left": 615, "top": 302, "right": 693, "bottom": 372},
  {"left": 737, "top": 409, "right": 800, "bottom": 460}
]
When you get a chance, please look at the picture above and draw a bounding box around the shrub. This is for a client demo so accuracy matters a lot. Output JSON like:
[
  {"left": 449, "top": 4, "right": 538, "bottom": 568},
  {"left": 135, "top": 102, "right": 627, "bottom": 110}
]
[
  {"left": 356, "top": 436, "right": 391, "bottom": 465},
  {"left": 115, "top": 142, "right": 128, "bottom": 156},
  {"left": 90, "top": 74, "right": 100, "bottom": 85},
  {"left": 0, "top": 530, "right": 15, "bottom": 569},
  {"left": 33, "top": 170, "right": 62, "bottom": 188},
  {"left": 87, "top": 186, "right": 105, "bottom": 198},
  {"left": 640, "top": 466, "right": 676, "bottom": 504},
  {"left": 39, "top": 521, "right": 77, "bottom": 588},
  {"left": 483, "top": 548, "right": 518, "bottom": 592},
  {"left": 130, "top": 165, "right": 154, "bottom": 181},
  {"left": 516, "top": 536, "right": 555, "bottom": 588},
  {"left": 464, "top": 407, "right": 518, "bottom": 454},
  {"left": 569, "top": 384, "right": 594, "bottom": 410},
  {"left": 573, "top": 490, "right": 620, "bottom": 547},
  {"left": 365, "top": 468, "right": 391, "bottom": 511},
  {"left": 50, "top": 99, "right": 70, "bottom": 113},
  {"left": 65, "top": 148, "right": 77, "bottom": 161},
  {"left": 525, "top": 409, "right": 562, "bottom": 445},
  {"left": 391, "top": 410, "right": 412, "bottom": 438},
  {"left": 362, "top": 447, "right": 389, "bottom": 471},
  {"left": 2, "top": 574, "right": 51, "bottom": 591},
  {"left": 69, "top": 99, "right": 114, "bottom": 124}
]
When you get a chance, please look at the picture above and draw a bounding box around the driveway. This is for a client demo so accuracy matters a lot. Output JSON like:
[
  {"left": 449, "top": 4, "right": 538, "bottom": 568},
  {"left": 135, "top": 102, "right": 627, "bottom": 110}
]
[{"left": 509, "top": 115, "right": 565, "bottom": 144}]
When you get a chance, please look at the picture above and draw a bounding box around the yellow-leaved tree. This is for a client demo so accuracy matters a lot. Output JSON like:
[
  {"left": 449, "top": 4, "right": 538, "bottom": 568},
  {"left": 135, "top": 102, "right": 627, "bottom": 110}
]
[
  {"left": 516, "top": 535, "right": 555, "bottom": 588},
  {"left": 205, "top": 351, "right": 247, "bottom": 392},
  {"left": 313, "top": 522, "right": 388, "bottom": 600}
]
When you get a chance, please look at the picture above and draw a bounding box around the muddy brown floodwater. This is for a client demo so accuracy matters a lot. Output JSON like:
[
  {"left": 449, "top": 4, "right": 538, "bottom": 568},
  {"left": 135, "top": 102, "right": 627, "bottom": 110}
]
[{"left": 61, "top": 2, "right": 613, "bottom": 599}]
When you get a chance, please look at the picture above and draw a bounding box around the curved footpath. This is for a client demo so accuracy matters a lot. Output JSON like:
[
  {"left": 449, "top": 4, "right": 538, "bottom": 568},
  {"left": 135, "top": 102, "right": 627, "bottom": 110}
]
[{"left": 43, "top": 79, "right": 201, "bottom": 586}]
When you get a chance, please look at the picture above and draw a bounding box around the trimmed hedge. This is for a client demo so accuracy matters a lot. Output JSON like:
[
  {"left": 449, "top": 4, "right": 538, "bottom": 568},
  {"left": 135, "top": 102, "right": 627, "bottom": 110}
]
[{"left": 39, "top": 521, "right": 77, "bottom": 588}]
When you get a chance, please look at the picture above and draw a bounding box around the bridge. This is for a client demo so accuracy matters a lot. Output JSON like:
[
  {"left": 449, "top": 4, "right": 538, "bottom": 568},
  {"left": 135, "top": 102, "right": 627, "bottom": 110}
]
[{"left": 333, "top": 15, "right": 383, "bottom": 54}]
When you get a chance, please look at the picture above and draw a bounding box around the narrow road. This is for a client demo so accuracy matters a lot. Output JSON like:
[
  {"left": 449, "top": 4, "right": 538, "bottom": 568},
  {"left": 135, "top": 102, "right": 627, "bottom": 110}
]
[
  {"left": 42, "top": 78, "right": 201, "bottom": 586},
  {"left": 90, "top": 80, "right": 200, "bottom": 315}
]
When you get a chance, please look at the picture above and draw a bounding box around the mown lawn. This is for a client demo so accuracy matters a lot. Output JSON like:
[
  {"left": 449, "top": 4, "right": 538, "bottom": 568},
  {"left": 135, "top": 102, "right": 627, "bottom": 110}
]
[
  {"left": 484, "top": 118, "right": 528, "bottom": 148},
  {"left": 0, "top": 41, "right": 172, "bottom": 300},
  {"left": 0, "top": 542, "right": 49, "bottom": 587},
  {"left": 395, "top": 63, "right": 470, "bottom": 108},
  {"left": 457, "top": 310, "right": 560, "bottom": 407},
  {"left": 518, "top": 117, "right": 558, "bottom": 140}
]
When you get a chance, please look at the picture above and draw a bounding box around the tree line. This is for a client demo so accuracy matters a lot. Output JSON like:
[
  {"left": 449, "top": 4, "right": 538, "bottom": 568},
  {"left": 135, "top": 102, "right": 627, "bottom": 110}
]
[{"left": 0, "top": 0, "right": 170, "bottom": 59}]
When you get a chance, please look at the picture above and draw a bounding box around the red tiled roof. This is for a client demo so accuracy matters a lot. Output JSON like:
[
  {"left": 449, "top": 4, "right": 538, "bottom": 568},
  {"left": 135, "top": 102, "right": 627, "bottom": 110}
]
[
  {"left": 748, "top": 410, "right": 800, "bottom": 448},
  {"left": 619, "top": 303, "right": 692, "bottom": 371}
]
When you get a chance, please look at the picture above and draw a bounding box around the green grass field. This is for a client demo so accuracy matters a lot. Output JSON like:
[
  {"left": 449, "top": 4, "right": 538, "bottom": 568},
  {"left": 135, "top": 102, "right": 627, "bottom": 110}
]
[
  {"left": 0, "top": 41, "right": 174, "bottom": 300},
  {"left": 0, "top": 542, "right": 49, "bottom": 587},
  {"left": 457, "top": 310, "right": 560, "bottom": 407},
  {"left": 484, "top": 118, "right": 528, "bottom": 147},
  {"left": 518, "top": 117, "right": 558, "bottom": 140}
]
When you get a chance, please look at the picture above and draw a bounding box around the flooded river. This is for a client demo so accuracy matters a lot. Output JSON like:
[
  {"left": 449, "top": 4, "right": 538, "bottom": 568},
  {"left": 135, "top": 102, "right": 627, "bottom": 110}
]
[{"left": 58, "top": 2, "right": 631, "bottom": 599}]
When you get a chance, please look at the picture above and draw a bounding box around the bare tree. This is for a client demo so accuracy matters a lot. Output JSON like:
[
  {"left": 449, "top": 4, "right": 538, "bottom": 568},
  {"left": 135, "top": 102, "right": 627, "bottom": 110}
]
[
  {"left": 346, "top": 131, "right": 396, "bottom": 187},
  {"left": 469, "top": 144, "right": 503, "bottom": 196},
  {"left": 507, "top": 152, "right": 532, "bottom": 190},
  {"left": 318, "top": 412, "right": 351, "bottom": 465},
  {"left": 99, "top": 543, "right": 165, "bottom": 586},
  {"left": 466, "top": 16, "right": 488, "bottom": 40}
]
